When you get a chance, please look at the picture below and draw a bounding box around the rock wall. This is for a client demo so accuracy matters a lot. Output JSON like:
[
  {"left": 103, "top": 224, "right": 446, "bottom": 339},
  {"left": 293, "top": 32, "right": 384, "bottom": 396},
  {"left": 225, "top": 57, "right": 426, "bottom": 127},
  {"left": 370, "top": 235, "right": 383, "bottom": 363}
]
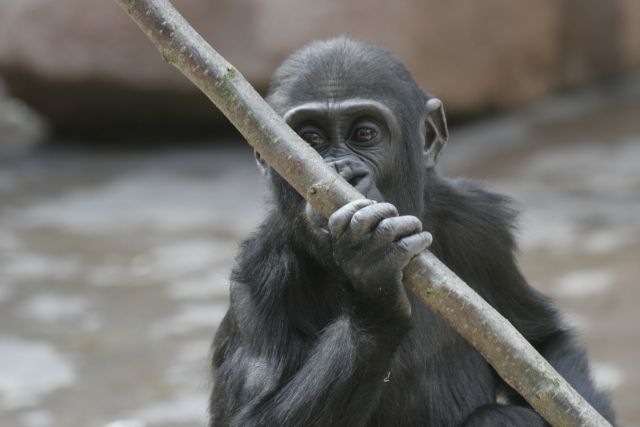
[{"left": 0, "top": 0, "right": 638, "bottom": 133}]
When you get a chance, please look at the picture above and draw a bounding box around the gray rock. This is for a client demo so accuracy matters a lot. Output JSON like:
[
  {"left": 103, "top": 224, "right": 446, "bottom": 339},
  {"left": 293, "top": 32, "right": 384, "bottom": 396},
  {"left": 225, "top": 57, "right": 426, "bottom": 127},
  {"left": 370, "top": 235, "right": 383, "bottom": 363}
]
[{"left": 0, "top": 0, "right": 639, "bottom": 133}]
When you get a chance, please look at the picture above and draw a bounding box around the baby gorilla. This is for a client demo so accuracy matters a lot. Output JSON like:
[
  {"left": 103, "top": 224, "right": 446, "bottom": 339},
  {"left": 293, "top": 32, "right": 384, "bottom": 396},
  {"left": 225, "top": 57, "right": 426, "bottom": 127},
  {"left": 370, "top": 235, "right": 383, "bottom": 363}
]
[{"left": 209, "top": 37, "right": 616, "bottom": 427}]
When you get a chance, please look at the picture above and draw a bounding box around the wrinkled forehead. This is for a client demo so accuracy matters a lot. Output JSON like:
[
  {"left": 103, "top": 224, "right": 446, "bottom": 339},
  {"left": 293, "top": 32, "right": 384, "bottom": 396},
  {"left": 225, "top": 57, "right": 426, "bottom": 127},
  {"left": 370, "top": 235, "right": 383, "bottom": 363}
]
[
  {"left": 268, "top": 45, "right": 425, "bottom": 118},
  {"left": 271, "top": 74, "right": 422, "bottom": 123},
  {"left": 301, "top": 61, "right": 410, "bottom": 95}
]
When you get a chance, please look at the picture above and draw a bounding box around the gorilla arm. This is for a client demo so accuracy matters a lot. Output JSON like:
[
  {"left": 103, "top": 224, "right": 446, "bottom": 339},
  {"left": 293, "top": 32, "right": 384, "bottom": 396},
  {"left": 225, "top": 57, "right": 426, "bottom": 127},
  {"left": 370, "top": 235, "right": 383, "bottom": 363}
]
[
  {"left": 212, "top": 200, "right": 430, "bottom": 427},
  {"left": 466, "top": 265, "right": 617, "bottom": 426},
  {"left": 227, "top": 315, "right": 401, "bottom": 427},
  {"left": 462, "top": 266, "right": 616, "bottom": 427},
  {"left": 429, "top": 182, "right": 617, "bottom": 426}
]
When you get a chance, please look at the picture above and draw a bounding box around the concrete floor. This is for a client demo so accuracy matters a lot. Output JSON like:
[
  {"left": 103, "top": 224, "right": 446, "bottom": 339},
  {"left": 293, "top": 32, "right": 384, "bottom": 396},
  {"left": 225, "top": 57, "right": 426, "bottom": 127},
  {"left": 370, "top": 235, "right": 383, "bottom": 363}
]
[{"left": 0, "top": 83, "right": 639, "bottom": 426}]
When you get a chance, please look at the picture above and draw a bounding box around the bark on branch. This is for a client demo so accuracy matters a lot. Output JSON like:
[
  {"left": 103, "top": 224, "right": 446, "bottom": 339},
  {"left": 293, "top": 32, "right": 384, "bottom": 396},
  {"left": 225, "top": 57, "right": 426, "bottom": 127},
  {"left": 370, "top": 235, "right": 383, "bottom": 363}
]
[{"left": 113, "top": 1, "right": 611, "bottom": 426}]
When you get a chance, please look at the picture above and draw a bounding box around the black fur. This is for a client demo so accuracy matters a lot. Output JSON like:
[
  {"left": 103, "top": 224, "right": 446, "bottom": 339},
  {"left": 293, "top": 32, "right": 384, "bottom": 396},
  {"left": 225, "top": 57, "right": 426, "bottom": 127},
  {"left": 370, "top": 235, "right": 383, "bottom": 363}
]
[{"left": 209, "top": 37, "right": 615, "bottom": 427}]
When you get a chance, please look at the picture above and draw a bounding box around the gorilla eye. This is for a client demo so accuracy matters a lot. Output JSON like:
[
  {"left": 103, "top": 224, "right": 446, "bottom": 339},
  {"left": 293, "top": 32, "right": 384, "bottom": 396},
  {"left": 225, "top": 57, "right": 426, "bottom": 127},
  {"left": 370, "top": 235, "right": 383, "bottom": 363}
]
[
  {"left": 352, "top": 127, "right": 378, "bottom": 143},
  {"left": 300, "top": 130, "right": 324, "bottom": 146}
]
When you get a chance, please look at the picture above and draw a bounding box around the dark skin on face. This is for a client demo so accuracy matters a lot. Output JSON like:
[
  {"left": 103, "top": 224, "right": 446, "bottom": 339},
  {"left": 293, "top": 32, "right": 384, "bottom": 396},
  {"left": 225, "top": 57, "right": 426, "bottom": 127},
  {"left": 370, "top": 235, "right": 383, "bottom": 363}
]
[
  {"left": 209, "top": 37, "right": 616, "bottom": 427},
  {"left": 284, "top": 99, "right": 397, "bottom": 204},
  {"left": 285, "top": 99, "right": 432, "bottom": 317}
]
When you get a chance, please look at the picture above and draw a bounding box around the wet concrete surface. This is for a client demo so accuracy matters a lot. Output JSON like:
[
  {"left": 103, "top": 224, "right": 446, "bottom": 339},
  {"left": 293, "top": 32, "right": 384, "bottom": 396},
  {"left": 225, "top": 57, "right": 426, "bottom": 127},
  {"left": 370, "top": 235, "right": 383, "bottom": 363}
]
[{"left": 0, "top": 84, "right": 639, "bottom": 426}]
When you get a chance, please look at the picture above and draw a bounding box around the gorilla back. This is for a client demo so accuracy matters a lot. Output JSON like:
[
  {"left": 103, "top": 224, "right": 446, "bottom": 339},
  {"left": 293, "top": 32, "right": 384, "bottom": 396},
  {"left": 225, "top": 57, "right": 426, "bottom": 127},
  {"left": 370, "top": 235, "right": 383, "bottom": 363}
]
[{"left": 209, "top": 37, "right": 615, "bottom": 427}]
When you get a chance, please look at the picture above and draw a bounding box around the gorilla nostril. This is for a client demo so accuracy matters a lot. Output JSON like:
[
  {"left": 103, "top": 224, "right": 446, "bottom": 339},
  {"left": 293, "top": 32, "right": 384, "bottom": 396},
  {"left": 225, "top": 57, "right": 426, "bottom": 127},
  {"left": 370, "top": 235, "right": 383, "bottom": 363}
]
[
  {"left": 330, "top": 161, "right": 368, "bottom": 189},
  {"left": 349, "top": 172, "right": 367, "bottom": 189}
]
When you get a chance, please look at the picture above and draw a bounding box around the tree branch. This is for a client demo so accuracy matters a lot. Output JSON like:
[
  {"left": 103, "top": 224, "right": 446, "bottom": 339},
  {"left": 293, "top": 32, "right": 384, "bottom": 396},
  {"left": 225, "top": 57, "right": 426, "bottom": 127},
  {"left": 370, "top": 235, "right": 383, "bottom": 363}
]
[{"left": 113, "top": 1, "right": 611, "bottom": 426}]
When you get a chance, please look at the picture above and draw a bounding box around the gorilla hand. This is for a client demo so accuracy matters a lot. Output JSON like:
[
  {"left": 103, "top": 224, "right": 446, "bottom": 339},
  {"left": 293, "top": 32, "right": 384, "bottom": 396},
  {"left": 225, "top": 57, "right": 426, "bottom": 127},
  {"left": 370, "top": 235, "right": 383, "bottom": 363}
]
[{"left": 328, "top": 199, "right": 432, "bottom": 318}]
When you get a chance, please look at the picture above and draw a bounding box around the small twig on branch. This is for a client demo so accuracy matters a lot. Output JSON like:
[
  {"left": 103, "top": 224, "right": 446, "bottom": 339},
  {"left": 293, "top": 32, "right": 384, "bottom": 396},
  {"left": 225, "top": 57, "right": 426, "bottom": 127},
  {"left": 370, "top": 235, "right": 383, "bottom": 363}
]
[{"left": 113, "top": 1, "right": 611, "bottom": 426}]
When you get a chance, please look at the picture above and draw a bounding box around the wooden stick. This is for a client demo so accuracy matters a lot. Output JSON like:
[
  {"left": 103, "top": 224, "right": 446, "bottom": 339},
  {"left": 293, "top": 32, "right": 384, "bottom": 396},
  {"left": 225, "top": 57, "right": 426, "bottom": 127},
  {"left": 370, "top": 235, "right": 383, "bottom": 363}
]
[{"left": 113, "top": 1, "right": 611, "bottom": 425}]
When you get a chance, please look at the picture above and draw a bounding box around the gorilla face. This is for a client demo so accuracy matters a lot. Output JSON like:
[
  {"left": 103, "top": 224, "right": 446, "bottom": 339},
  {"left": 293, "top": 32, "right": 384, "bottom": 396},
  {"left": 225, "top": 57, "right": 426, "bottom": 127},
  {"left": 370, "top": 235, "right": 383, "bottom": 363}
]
[
  {"left": 283, "top": 98, "right": 399, "bottom": 237},
  {"left": 263, "top": 37, "right": 448, "bottom": 247}
]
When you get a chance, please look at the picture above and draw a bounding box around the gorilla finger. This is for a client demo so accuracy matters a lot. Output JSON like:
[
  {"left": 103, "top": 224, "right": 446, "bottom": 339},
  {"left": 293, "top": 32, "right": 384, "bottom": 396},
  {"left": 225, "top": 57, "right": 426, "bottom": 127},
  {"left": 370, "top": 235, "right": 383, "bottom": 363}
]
[
  {"left": 395, "top": 232, "right": 433, "bottom": 257},
  {"left": 375, "top": 216, "right": 423, "bottom": 242},
  {"left": 328, "top": 199, "right": 376, "bottom": 236},
  {"left": 349, "top": 203, "right": 400, "bottom": 236}
]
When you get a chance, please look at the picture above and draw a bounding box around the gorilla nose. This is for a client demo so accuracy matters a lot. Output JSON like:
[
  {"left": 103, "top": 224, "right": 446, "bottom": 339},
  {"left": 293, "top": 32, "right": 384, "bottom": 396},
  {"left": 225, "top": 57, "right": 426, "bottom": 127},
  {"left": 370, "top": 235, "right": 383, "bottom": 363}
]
[{"left": 330, "top": 160, "right": 369, "bottom": 191}]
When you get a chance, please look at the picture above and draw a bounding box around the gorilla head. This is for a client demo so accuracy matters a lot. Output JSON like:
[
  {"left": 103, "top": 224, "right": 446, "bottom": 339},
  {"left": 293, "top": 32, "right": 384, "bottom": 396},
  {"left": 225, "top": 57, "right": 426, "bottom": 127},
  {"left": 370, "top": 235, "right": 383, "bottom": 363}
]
[{"left": 262, "top": 37, "right": 448, "bottom": 242}]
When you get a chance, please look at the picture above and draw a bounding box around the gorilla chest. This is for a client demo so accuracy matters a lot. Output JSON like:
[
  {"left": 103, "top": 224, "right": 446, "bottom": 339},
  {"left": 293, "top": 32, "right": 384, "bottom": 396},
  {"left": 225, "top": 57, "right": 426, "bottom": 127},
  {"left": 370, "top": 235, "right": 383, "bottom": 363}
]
[{"left": 372, "top": 334, "right": 496, "bottom": 425}]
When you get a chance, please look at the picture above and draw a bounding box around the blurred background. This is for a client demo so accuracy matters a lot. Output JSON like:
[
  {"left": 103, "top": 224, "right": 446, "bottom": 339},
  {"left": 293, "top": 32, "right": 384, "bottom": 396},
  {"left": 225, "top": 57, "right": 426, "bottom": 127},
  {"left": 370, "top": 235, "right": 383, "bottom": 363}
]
[{"left": 0, "top": 1, "right": 639, "bottom": 426}]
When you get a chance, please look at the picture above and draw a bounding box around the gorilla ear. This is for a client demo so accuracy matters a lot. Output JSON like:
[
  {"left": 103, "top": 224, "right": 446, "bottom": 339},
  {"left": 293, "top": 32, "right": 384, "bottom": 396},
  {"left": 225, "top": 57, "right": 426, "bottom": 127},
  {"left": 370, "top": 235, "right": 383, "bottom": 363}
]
[
  {"left": 423, "top": 98, "right": 449, "bottom": 168},
  {"left": 254, "top": 150, "right": 269, "bottom": 175}
]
